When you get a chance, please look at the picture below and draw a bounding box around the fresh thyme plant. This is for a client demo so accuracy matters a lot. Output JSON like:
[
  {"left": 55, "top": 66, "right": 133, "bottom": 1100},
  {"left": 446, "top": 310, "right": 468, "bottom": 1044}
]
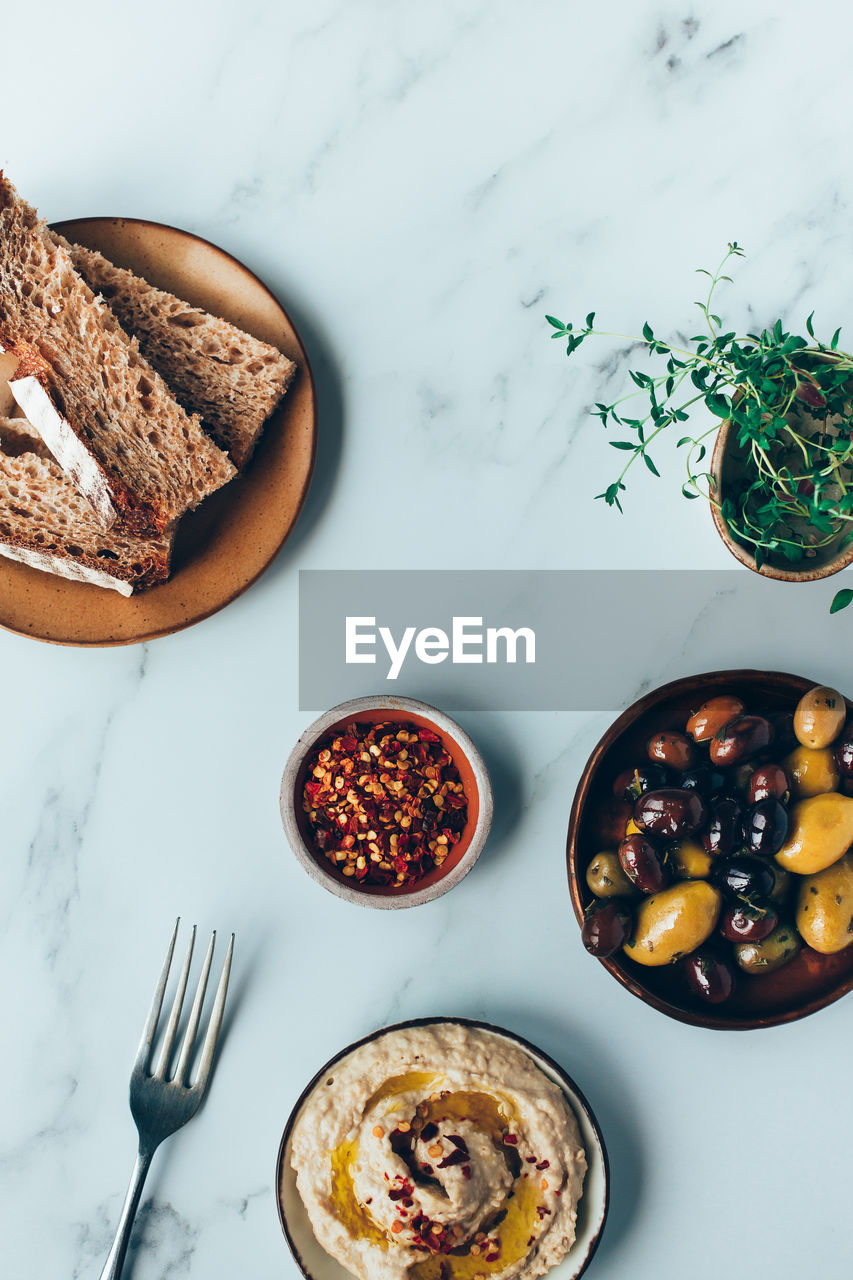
[{"left": 547, "top": 245, "right": 853, "bottom": 607}]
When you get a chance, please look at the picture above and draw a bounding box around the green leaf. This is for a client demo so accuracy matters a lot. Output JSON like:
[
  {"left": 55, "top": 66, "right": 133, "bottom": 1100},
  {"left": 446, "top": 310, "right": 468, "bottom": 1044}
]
[
  {"left": 705, "top": 393, "right": 732, "bottom": 417},
  {"left": 642, "top": 322, "right": 654, "bottom": 342},
  {"left": 643, "top": 453, "right": 660, "bottom": 476},
  {"left": 545, "top": 315, "right": 565, "bottom": 330},
  {"left": 610, "top": 441, "right": 636, "bottom": 450},
  {"left": 585, "top": 311, "right": 596, "bottom": 329},
  {"left": 830, "top": 588, "right": 853, "bottom": 615},
  {"left": 682, "top": 483, "right": 699, "bottom": 499},
  {"left": 832, "top": 327, "right": 841, "bottom": 350},
  {"left": 806, "top": 311, "right": 816, "bottom": 339}
]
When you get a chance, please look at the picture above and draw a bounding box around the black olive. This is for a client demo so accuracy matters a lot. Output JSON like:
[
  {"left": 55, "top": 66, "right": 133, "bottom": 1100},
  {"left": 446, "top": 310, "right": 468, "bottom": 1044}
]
[
  {"left": 701, "top": 795, "right": 745, "bottom": 858},
  {"left": 714, "top": 855, "right": 776, "bottom": 901},
  {"left": 743, "top": 798, "right": 789, "bottom": 857}
]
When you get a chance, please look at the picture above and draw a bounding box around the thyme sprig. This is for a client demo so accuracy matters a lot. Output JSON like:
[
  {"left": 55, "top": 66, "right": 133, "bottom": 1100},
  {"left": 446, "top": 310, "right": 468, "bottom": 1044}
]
[{"left": 547, "top": 245, "right": 853, "bottom": 587}]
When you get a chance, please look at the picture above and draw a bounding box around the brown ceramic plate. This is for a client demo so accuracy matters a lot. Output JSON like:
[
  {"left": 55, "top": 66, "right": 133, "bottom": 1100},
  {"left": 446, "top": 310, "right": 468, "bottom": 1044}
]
[
  {"left": 567, "top": 670, "right": 853, "bottom": 1030},
  {"left": 0, "top": 216, "right": 317, "bottom": 645},
  {"left": 276, "top": 1017, "right": 609, "bottom": 1280}
]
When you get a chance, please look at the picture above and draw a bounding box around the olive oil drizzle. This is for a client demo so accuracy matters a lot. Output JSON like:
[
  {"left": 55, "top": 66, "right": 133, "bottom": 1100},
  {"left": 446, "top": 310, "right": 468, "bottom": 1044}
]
[{"left": 326, "top": 1076, "right": 556, "bottom": 1278}]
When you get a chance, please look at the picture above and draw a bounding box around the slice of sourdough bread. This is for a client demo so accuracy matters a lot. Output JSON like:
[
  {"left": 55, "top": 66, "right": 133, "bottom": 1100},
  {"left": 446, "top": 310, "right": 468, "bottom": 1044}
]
[
  {"left": 0, "top": 174, "right": 235, "bottom": 534},
  {"left": 0, "top": 416, "right": 172, "bottom": 594},
  {"left": 64, "top": 240, "right": 297, "bottom": 469}
]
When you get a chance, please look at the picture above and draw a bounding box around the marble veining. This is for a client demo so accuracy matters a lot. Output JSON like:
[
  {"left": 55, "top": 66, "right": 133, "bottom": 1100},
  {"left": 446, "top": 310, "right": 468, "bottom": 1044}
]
[{"left": 1, "top": 3, "right": 852, "bottom": 1278}]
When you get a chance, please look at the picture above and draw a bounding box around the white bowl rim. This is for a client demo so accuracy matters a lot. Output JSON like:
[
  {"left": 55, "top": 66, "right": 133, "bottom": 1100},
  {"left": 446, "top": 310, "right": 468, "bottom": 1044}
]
[
  {"left": 280, "top": 696, "right": 494, "bottom": 909},
  {"left": 276, "top": 1015, "right": 610, "bottom": 1280}
]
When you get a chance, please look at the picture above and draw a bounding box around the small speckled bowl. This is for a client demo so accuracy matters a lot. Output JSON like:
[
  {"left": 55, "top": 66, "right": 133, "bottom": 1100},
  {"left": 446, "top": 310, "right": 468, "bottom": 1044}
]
[
  {"left": 280, "top": 697, "right": 493, "bottom": 909},
  {"left": 276, "top": 1017, "right": 609, "bottom": 1280}
]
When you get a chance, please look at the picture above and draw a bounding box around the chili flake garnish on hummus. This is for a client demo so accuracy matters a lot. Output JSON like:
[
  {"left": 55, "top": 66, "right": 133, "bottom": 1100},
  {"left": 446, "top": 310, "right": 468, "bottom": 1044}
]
[{"left": 289, "top": 1024, "right": 586, "bottom": 1280}]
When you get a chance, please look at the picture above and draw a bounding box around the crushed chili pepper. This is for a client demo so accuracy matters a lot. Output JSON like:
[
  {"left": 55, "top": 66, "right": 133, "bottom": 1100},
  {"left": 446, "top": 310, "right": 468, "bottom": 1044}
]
[{"left": 302, "top": 721, "right": 468, "bottom": 887}]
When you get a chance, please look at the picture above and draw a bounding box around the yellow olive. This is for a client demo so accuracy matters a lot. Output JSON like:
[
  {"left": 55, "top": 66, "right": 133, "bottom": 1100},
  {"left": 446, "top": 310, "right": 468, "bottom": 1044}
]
[
  {"left": 775, "top": 792, "right": 853, "bottom": 874},
  {"left": 734, "top": 922, "right": 801, "bottom": 974},
  {"left": 796, "top": 853, "right": 853, "bottom": 954},
  {"left": 623, "top": 881, "right": 722, "bottom": 967},
  {"left": 783, "top": 745, "right": 841, "bottom": 799},
  {"left": 671, "top": 839, "right": 713, "bottom": 881},
  {"left": 794, "top": 685, "right": 847, "bottom": 750},
  {"left": 586, "top": 851, "right": 637, "bottom": 899}
]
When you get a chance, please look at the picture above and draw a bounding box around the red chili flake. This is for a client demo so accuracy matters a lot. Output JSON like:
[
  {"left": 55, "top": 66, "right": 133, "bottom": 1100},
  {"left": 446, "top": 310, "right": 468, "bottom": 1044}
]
[
  {"left": 447, "top": 1135, "right": 469, "bottom": 1155},
  {"left": 536, "top": 1159, "right": 550, "bottom": 1170},
  {"left": 462, "top": 1165, "right": 472, "bottom": 1180},
  {"left": 437, "top": 1149, "right": 469, "bottom": 1169},
  {"left": 420, "top": 1122, "right": 439, "bottom": 1141},
  {"left": 525, "top": 1156, "right": 537, "bottom": 1164},
  {"left": 301, "top": 721, "right": 468, "bottom": 888},
  {"left": 504, "top": 1133, "right": 518, "bottom": 1146},
  {"left": 527, "top": 1236, "right": 535, "bottom": 1247}
]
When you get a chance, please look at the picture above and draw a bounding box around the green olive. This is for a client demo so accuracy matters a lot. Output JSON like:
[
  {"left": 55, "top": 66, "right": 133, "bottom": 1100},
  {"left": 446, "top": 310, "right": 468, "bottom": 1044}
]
[
  {"left": 623, "top": 881, "right": 722, "bottom": 967},
  {"left": 776, "top": 793, "right": 853, "bottom": 874},
  {"left": 670, "top": 839, "right": 713, "bottom": 881},
  {"left": 796, "top": 854, "right": 853, "bottom": 954},
  {"left": 734, "top": 922, "right": 801, "bottom": 975},
  {"left": 783, "top": 745, "right": 840, "bottom": 799},
  {"left": 586, "top": 851, "right": 637, "bottom": 899}
]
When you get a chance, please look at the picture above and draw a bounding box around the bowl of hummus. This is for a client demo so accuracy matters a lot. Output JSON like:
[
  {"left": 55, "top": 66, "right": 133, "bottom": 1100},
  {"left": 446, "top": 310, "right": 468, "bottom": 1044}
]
[{"left": 277, "top": 1019, "right": 608, "bottom": 1280}]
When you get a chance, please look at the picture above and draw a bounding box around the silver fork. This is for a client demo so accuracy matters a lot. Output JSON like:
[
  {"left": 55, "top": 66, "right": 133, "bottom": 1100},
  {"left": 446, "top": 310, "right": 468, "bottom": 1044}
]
[{"left": 99, "top": 920, "right": 234, "bottom": 1280}]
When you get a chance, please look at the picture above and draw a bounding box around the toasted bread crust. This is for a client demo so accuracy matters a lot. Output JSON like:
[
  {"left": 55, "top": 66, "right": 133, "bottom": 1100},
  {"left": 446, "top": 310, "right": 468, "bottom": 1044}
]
[
  {"left": 65, "top": 239, "right": 297, "bottom": 469},
  {"left": 0, "top": 421, "right": 172, "bottom": 593},
  {"left": 0, "top": 174, "right": 235, "bottom": 533}
]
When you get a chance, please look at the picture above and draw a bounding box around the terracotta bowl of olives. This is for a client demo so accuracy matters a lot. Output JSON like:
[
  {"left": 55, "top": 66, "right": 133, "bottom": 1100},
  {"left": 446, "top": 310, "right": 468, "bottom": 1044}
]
[{"left": 566, "top": 670, "right": 853, "bottom": 1030}]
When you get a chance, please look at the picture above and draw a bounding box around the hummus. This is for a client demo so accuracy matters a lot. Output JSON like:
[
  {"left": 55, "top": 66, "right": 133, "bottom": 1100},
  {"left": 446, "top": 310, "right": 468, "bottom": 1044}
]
[{"left": 290, "top": 1023, "right": 586, "bottom": 1280}]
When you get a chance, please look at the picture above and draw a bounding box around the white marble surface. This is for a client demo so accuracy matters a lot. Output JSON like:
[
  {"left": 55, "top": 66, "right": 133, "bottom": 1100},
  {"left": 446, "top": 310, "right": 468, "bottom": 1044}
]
[{"left": 1, "top": 2, "right": 852, "bottom": 1277}]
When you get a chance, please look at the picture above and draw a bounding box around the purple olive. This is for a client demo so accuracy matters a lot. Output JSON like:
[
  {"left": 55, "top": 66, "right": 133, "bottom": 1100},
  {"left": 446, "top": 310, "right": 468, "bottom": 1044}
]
[
  {"left": 720, "top": 901, "right": 779, "bottom": 943},
  {"left": 709, "top": 716, "right": 773, "bottom": 767},
  {"left": 748, "top": 764, "right": 791, "bottom": 804},
  {"left": 701, "top": 795, "right": 745, "bottom": 858},
  {"left": 582, "top": 900, "right": 633, "bottom": 957},
  {"left": 683, "top": 948, "right": 736, "bottom": 1004},
  {"left": 634, "top": 788, "right": 708, "bottom": 840},
  {"left": 743, "top": 798, "right": 789, "bottom": 857},
  {"left": 766, "top": 710, "right": 797, "bottom": 755},
  {"left": 714, "top": 855, "right": 776, "bottom": 901},
  {"left": 618, "top": 834, "right": 670, "bottom": 895}
]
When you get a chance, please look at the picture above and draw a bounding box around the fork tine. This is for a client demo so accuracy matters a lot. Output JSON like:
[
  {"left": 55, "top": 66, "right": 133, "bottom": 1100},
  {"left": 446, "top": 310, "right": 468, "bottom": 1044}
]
[
  {"left": 153, "top": 925, "right": 196, "bottom": 1079},
  {"left": 194, "top": 933, "right": 234, "bottom": 1090},
  {"left": 173, "top": 930, "right": 216, "bottom": 1086},
  {"left": 134, "top": 918, "right": 179, "bottom": 1072}
]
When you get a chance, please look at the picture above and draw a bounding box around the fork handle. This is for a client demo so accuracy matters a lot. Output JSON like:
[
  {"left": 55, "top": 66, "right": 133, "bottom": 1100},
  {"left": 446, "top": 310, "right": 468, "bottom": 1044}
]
[{"left": 98, "top": 1146, "right": 155, "bottom": 1280}]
